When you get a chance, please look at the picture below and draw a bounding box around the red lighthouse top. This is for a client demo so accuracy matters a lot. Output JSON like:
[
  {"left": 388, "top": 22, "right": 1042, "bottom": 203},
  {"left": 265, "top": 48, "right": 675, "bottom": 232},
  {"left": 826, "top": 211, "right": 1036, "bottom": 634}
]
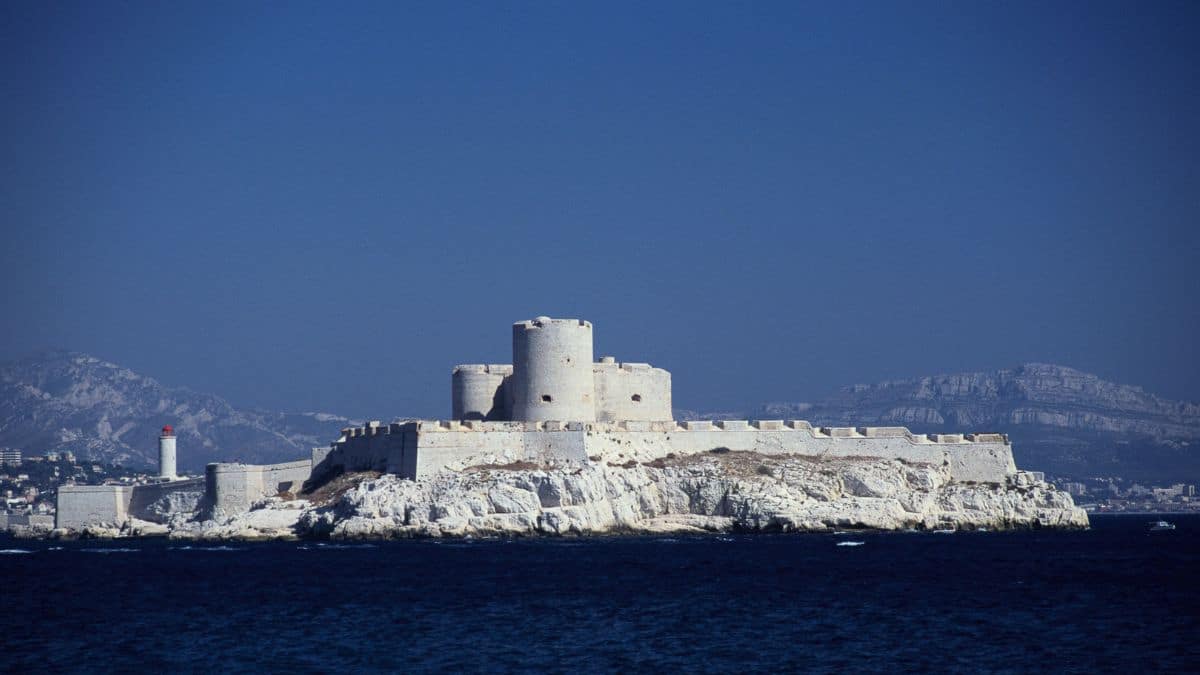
[{"left": 161, "top": 425, "right": 175, "bottom": 437}]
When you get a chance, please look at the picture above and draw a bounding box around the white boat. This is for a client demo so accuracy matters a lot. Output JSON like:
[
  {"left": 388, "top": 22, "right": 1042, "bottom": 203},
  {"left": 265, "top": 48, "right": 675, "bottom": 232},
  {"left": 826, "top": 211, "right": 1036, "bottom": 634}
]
[{"left": 1149, "top": 520, "right": 1176, "bottom": 531}]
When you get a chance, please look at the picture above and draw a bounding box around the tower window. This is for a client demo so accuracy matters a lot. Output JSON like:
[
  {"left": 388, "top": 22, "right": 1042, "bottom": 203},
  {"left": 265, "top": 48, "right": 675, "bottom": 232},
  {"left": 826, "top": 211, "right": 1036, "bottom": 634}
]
[
  {"left": 631, "top": 394, "right": 642, "bottom": 402},
  {"left": 542, "top": 394, "right": 553, "bottom": 402}
]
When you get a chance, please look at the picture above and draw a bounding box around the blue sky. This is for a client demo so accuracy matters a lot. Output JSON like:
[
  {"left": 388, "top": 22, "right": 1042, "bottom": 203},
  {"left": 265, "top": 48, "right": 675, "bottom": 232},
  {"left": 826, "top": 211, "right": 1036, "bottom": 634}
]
[{"left": 2, "top": 1, "right": 1197, "bottom": 418}]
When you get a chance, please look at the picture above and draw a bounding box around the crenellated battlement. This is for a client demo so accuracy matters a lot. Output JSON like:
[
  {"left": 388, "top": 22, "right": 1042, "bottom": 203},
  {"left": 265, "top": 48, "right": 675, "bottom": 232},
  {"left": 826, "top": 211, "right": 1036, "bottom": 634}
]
[
  {"left": 514, "top": 317, "right": 591, "bottom": 331},
  {"left": 451, "top": 364, "right": 513, "bottom": 375},
  {"left": 334, "top": 418, "right": 1009, "bottom": 446}
]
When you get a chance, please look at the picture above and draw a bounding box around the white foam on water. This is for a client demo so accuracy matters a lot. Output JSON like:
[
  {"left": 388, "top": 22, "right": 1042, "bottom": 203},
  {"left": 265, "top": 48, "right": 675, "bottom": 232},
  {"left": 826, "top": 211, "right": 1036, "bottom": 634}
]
[
  {"left": 836, "top": 541, "right": 865, "bottom": 547},
  {"left": 0, "top": 549, "right": 33, "bottom": 554},
  {"left": 80, "top": 548, "right": 140, "bottom": 553},
  {"left": 314, "top": 543, "right": 377, "bottom": 549},
  {"left": 171, "top": 546, "right": 244, "bottom": 552}
]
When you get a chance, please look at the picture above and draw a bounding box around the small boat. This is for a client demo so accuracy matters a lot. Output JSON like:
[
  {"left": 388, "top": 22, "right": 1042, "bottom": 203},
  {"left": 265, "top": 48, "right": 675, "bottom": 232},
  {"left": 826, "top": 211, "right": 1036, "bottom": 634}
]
[{"left": 1150, "top": 520, "right": 1176, "bottom": 531}]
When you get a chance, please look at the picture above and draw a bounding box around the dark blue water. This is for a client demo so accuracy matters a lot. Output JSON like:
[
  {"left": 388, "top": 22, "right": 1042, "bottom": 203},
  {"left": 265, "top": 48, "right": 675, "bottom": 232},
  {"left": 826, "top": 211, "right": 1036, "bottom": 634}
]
[{"left": 3, "top": 515, "right": 1198, "bottom": 672}]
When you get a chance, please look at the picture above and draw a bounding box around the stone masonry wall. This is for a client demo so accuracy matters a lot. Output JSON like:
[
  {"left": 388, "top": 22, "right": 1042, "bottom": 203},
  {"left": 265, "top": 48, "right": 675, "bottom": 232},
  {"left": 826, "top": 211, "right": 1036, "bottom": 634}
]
[
  {"left": 206, "top": 460, "right": 312, "bottom": 519},
  {"left": 327, "top": 420, "right": 1016, "bottom": 483},
  {"left": 56, "top": 485, "right": 133, "bottom": 529},
  {"left": 592, "top": 360, "right": 672, "bottom": 422}
]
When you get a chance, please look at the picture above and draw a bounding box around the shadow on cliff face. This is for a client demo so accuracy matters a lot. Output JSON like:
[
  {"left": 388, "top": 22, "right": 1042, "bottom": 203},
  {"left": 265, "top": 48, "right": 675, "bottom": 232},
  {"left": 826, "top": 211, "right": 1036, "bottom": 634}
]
[{"left": 301, "top": 471, "right": 381, "bottom": 506}]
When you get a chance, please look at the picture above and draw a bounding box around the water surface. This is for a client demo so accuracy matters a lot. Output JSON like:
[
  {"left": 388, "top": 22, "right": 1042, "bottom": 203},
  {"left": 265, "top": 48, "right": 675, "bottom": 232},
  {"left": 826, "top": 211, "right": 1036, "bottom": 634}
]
[{"left": 3, "top": 515, "right": 1197, "bottom": 672}]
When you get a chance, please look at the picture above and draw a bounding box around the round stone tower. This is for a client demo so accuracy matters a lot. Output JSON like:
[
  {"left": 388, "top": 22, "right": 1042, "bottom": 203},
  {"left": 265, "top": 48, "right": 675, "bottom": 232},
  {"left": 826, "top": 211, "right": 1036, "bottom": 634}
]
[
  {"left": 451, "top": 364, "right": 512, "bottom": 420},
  {"left": 159, "top": 425, "right": 177, "bottom": 480},
  {"left": 510, "top": 316, "right": 595, "bottom": 422}
]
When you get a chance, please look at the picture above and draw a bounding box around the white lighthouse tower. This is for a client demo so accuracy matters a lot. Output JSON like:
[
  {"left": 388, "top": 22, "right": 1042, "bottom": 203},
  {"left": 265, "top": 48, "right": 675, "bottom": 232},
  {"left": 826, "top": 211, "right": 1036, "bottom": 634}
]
[{"left": 159, "top": 425, "right": 177, "bottom": 480}]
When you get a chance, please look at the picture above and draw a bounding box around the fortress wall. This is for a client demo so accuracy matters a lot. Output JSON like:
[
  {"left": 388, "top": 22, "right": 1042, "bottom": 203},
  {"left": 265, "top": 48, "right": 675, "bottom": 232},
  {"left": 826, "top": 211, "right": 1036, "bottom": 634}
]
[
  {"left": 593, "top": 362, "right": 672, "bottom": 422},
  {"left": 406, "top": 421, "right": 1015, "bottom": 483},
  {"left": 452, "top": 364, "right": 512, "bottom": 420},
  {"left": 206, "top": 460, "right": 312, "bottom": 519},
  {"left": 332, "top": 422, "right": 396, "bottom": 473},
  {"left": 56, "top": 485, "right": 133, "bottom": 529},
  {"left": 126, "top": 478, "right": 206, "bottom": 523},
  {"left": 411, "top": 421, "right": 587, "bottom": 478},
  {"left": 326, "top": 420, "right": 1016, "bottom": 484},
  {"left": 319, "top": 422, "right": 418, "bottom": 481},
  {"left": 580, "top": 420, "right": 1012, "bottom": 478},
  {"left": 385, "top": 423, "right": 420, "bottom": 478},
  {"left": 0, "top": 513, "right": 54, "bottom": 530},
  {"left": 579, "top": 428, "right": 946, "bottom": 468},
  {"left": 943, "top": 443, "right": 1017, "bottom": 483}
]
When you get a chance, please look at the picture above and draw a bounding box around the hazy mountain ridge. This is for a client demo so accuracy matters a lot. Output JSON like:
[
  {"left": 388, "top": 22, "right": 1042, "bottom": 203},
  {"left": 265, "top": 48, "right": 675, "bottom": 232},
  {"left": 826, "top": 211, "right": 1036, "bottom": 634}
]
[
  {"left": 682, "top": 364, "right": 1199, "bottom": 483},
  {"left": 0, "top": 351, "right": 355, "bottom": 471},
  {"left": 3, "top": 353, "right": 1197, "bottom": 482}
]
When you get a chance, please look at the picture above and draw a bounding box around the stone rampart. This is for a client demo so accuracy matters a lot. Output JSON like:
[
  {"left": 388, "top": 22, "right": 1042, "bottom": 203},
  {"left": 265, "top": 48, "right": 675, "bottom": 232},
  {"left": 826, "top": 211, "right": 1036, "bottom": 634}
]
[
  {"left": 56, "top": 484, "right": 134, "bottom": 529},
  {"left": 317, "top": 421, "right": 419, "bottom": 481},
  {"left": 206, "top": 459, "right": 312, "bottom": 520},
  {"left": 0, "top": 513, "right": 54, "bottom": 530},
  {"left": 326, "top": 419, "right": 1016, "bottom": 483},
  {"left": 57, "top": 479, "right": 208, "bottom": 529}
]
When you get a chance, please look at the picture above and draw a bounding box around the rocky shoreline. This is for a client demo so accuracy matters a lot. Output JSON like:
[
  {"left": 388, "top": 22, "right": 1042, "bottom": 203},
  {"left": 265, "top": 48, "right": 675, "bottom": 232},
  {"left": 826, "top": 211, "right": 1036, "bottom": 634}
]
[{"left": 31, "top": 451, "right": 1089, "bottom": 541}]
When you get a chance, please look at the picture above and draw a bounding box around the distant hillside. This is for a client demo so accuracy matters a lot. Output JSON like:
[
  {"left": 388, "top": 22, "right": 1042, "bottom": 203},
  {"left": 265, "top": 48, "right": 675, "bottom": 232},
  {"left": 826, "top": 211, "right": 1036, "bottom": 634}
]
[
  {"left": 3, "top": 353, "right": 1196, "bottom": 483},
  {"left": 0, "top": 351, "right": 355, "bottom": 472},
  {"left": 678, "top": 363, "right": 1200, "bottom": 484}
]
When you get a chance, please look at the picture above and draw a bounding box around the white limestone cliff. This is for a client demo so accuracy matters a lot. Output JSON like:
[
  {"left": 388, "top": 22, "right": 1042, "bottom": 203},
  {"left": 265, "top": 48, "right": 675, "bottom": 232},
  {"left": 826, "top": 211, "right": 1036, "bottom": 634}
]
[
  {"left": 59, "top": 452, "right": 1087, "bottom": 540},
  {"left": 287, "top": 452, "right": 1087, "bottom": 539}
]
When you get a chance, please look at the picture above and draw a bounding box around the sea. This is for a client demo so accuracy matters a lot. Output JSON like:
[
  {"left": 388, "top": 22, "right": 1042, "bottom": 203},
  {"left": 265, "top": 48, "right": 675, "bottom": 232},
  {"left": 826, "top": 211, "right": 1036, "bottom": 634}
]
[{"left": 2, "top": 514, "right": 1198, "bottom": 673}]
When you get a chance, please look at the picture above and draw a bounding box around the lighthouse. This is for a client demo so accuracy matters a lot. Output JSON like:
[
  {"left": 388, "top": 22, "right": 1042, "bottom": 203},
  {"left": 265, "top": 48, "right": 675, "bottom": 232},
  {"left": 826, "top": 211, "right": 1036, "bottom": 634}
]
[{"left": 159, "top": 425, "right": 177, "bottom": 479}]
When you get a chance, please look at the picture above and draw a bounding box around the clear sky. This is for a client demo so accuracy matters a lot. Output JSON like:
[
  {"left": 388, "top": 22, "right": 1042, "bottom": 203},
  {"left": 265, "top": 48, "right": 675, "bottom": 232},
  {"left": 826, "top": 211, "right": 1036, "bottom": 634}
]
[{"left": 2, "top": 1, "right": 1198, "bottom": 418}]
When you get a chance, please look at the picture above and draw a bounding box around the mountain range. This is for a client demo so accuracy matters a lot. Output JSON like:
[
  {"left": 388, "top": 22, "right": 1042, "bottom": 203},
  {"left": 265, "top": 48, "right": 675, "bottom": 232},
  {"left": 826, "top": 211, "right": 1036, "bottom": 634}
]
[
  {"left": 679, "top": 363, "right": 1200, "bottom": 484},
  {"left": 1, "top": 353, "right": 1197, "bottom": 483},
  {"left": 0, "top": 351, "right": 355, "bottom": 471}
]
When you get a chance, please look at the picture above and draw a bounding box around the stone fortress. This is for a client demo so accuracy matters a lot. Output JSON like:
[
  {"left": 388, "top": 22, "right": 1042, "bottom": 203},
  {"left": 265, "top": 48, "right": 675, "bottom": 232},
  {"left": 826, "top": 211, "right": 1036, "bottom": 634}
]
[
  {"left": 57, "top": 316, "right": 1034, "bottom": 531},
  {"left": 310, "top": 316, "right": 1018, "bottom": 494}
]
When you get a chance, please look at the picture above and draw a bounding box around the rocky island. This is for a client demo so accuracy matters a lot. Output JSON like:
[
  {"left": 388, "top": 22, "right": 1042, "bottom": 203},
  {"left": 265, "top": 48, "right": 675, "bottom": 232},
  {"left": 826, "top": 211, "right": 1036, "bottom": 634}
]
[
  {"left": 162, "top": 455, "right": 1083, "bottom": 541},
  {"left": 44, "top": 316, "right": 1087, "bottom": 541}
]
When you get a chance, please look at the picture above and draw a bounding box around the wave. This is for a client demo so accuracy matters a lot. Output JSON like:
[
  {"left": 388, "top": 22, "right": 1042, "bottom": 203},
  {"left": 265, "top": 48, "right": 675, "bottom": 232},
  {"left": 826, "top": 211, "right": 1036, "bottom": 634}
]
[
  {"left": 314, "top": 543, "right": 377, "bottom": 550},
  {"left": 170, "top": 546, "right": 244, "bottom": 552},
  {"left": 80, "top": 548, "right": 140, "bottom": 553},
  {"left": 0, "top": 549, "right": 33, "bottom": 554},
  {"left": 836, "top": 541, "right": 865, "bottom": 547}
]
